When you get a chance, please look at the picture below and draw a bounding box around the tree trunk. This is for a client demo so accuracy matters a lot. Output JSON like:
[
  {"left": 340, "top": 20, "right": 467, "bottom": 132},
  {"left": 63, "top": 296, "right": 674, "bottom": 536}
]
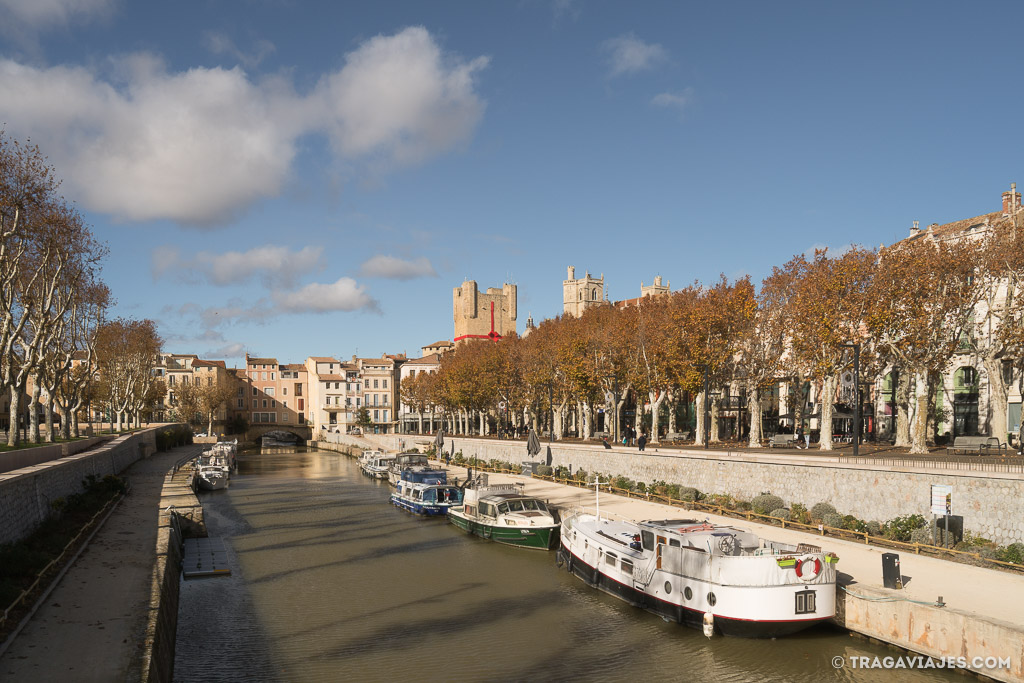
[
  {"left": 710, "top": 400, "right": 720, "bottom": 443},
  {"left": 29, "top": 382, "right": 41, "bottom": 444},
  {"left": 648, "top": 390, "right": 666, "bottom": 443},
  {"left": 695, "top": 390, "right": 706, "bottom": 446},
  {"left": 894, "top": 370, "right": 912, "bottom": 448},
  {"left": 44, "top": 396, "right": 54, "bottom": 442},
  {"left": 667, "top": 395, "right": 677, "bottom": 435},
  {"left": 747, "top": 386, "right": 763, "bottom": 448},
  {"left": 818, "top": 375, "right": 837, "bottom": 451},
  {"left": 910, "top": 370, "right": 929, "bottom": 454},
  {"left": 8, "top": 386, "right": 20, "bottom": 447},
  {"left": 982, "top": 356, "right": 1008, "bottom": 442}
]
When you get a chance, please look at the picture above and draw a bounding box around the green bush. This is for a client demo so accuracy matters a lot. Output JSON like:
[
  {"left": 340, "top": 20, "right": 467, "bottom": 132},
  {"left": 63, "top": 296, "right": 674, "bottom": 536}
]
[
  {"left": 810, "top": 502, "right": 837, "bottom": 521},
  {"left": 613, "top": 476, "right": 634, "bottom": 491},
  {"left": 822, "top": 513, "right": 845, "bottom": 529},
  {"left": 751, "top": 494, "right": 784, "bottom": 515},
  {"left": 997, "top": 543, "right": 1024, "bottom": 564},
  {"left": 678, "top": 487, "right": 701, "bottom": 502},
  {"left": 790, "top": 503, "right": 811, "bottom": 524},
  {"left": 536, "top": 465, "right": 553, "bottom": 477},
  {"left": 882, "top": 514, "right": 926, "bottom": 542},
  {"left": 843, "top": 515, "right": 867, "bottom": 532},
  {"left": 769, "top": 508, "right": 791, "bottom": 521},
  {"left": 866, "top": 521, "right": 882, "bottom": 537},
  {"left": 635, "top": 481, "right": 647, "bottom": 494}
]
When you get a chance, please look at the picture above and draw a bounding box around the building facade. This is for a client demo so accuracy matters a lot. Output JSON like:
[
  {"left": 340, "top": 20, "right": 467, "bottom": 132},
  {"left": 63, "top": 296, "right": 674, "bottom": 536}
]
[{"left": 563, "top": 266, "right": 604, "bottom": 317}]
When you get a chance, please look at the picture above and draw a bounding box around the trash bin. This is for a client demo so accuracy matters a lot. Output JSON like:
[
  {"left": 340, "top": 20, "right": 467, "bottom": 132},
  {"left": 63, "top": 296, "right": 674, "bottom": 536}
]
[{"left": 881, "top": 552, "right": 902, "bottom": 589}]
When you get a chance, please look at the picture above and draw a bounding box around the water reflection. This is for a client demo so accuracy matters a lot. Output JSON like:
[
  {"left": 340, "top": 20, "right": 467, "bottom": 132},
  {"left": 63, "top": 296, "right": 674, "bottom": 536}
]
[{"left": 175, "top": 449, "right": 959, "bottom": 683}]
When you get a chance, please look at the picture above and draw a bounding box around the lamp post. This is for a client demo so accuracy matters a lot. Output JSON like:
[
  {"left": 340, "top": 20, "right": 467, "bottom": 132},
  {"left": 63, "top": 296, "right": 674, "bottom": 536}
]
[
  {"left": 604, "top": 374, "right": 619, "bottom": 445},
  {"left": 841, "top": 343, "right": 861, "bottom": 457}
]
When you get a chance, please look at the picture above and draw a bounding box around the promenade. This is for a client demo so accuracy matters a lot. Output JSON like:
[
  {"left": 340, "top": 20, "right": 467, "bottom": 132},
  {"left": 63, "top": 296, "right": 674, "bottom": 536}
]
[{"left": 0, "top": 444, "right": 204, "bottom": 683}]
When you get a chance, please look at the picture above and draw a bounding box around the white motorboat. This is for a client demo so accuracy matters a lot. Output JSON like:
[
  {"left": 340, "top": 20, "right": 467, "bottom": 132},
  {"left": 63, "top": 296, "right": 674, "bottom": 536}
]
[
  {"left": 558, "top": 510, "right": 838, "bottom": 638},
  {"left": 387, "top": 453, "right": 430, "bottom": 487},
  {"left": 196, "top": 463, "right": 230, "bottom": 490},
  {"left": 360, "top": 453, "right": 395, "bottom": 479}
]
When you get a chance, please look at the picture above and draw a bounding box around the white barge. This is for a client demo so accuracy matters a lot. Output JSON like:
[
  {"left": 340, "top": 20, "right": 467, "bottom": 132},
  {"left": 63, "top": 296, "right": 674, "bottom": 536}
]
[{"left": 558, "top": 512, "right": 838, "bottom": 638}]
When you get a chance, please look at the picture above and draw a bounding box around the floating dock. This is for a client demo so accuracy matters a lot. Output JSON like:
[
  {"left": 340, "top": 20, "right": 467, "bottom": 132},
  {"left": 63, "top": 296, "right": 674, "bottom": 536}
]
[{"left": 182, "top": 537, "right": 231, "bottom": 578}]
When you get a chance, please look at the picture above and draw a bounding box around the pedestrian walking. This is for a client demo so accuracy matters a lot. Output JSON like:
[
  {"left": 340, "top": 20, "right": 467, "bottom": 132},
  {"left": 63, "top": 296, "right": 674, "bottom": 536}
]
[
  {"left": 638, "top": 432, "right": 647, "bottom": 452},
  {"left": 795, "top": 427, "right": 804, "bottom": 449}
]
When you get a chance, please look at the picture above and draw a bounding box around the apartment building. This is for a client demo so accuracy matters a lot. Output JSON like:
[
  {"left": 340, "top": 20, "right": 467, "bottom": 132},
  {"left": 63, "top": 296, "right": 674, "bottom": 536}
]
[
  {"left": 398, "top": 353, "right": 442, "bottom": 433},
  {"left": 305, "top": 356, "right": 351, "bottom": 435}
]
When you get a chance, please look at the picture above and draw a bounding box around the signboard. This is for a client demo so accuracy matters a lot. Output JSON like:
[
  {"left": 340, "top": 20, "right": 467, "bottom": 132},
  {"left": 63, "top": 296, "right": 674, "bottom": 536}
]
[{"left": 930, "top": 484, "right": 952, "bottom": 516}]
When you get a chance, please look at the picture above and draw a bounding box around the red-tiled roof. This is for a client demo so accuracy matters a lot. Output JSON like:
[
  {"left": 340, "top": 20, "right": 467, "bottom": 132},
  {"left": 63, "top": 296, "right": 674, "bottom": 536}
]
[
  {"left": 308, "top": 356, "right": 339, "bottom": 362},
  {"left": 318, "top": 374, "right": 345, "bottom": 381},
  {"left": 246, "top": 357, "right": 278, "bottom": 365},
  {"left": 404, "top": 354, "right": 441, "bottom": 365},
  {"left": 281, "top": 363, "right": 306, "bottom": 371},
  {"left": 192, "top": 359, "right": 226, "bottom": 368},
  {"left": 424, "top": 340, "right": 453, "bottom": 348}
]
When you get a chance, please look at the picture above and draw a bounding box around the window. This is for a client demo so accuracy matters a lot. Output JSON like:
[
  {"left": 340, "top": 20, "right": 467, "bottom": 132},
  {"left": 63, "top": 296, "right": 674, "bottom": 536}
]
[
  {"left": 237, "top": 387, "right": 243, "bottom": 396},
  {"left": 364, "top": 379, "right": 369, "bottom": 388},
  {"left": 262, "top": 372, "right": 267, "bottom": 380},
  {"left": 283, "top": 387, "right": 288, "bottom": 396},
  {"left": 262, "top": 399, "right": 268, "bottom": 408},
  {"left": 207, "top": 377, "right": 213, "bottom": 386},
  {"left": 346, "top": 398, "right": 351, "bottom": 406},
  {"left": 383, "top": 394, "right": 389, "bottom": 405},
  {"left": 373, "top": 379, "right": 379, "bottom": 388},
  {"left": 295, "top": 384, "right": 302, "bottom": 396},
  {"left": 298, "top": 399, "right": 304, "bottom": 410},
  {"left": 266, "top": 387, "right": 275, "bottom": 396},
  {"left": 373, "top": 394, "right": 379, "bottom": 406},
  {"left": 374, "top": 410, "right": 379, "bottom": 420},
  {"left": 252, "top": 387, "right": 258, "bottom": 396},
  {"left": 252, "top": 399, "right": 258, "bottom": 408},
  {"left": 270, "top": 372, "right": 275, "bottom": 380},
  {"left": 168, "top": 375, "right": 175, "bottom": 385},
  {"left": 356, "top": 398, "right": 360, "bottom": 406},
  {"left": 238, "top": 399, "right": 244, "bottom": 408},
  {"left": 620, "top": 560, "right": 633, "bottom": 575},
  {"left": 271, "top": 400, "right": 277, "bottom": 408},
  {"left": 382, "top": 410, "right": 388, "bottom": 421},
  {"left": 605, "top": 552, "right": 617, "bottom": 567},
  {"left": 795, "top": 590, "right": 816, "bottom": 614}
]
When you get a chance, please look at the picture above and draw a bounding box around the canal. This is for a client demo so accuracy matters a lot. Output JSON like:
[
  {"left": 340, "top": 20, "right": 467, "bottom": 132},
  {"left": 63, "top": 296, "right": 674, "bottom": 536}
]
[{"left": 174, "top": 448, "right": 957, "bottom": 682}]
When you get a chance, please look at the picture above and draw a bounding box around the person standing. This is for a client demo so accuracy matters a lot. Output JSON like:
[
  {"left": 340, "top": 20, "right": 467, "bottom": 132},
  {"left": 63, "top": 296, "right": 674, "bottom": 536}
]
[{"left": 638, "top": 432, "right": 647, "bottom": 452}]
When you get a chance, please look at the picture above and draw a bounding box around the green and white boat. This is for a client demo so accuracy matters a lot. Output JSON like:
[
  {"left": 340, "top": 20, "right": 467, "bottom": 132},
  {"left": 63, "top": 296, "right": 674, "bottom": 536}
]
[{"left": 448, "top": 479, "right": 559, "bottom": 550}]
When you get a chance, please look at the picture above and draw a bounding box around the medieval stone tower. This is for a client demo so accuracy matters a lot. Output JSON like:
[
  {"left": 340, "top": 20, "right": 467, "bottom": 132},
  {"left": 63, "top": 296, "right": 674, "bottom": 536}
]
[
  {"left": 453, "top": 280, "right": 517, "bottom": 343},
  {"left": 563, "top": 266, "right": 604, "bottom": 318}
]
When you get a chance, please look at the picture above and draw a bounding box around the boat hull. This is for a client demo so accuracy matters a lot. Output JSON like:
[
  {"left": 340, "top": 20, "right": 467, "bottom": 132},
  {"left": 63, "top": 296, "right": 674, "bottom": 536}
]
[
  {"left": 448, "top": 512, "right": 559, "bottom": 550},
  {"left": 557, "top": 544, "right": 831, "bottom": 638},
  {"left": 390, "top": 494, "right": 454, "bottom": 516}
]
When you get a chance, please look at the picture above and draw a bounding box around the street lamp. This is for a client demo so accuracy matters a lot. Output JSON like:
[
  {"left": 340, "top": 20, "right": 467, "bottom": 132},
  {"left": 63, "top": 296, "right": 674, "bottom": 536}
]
[
  {"left": 841, "top": 343, "right": 861, "bottom": 457},
  {"left": 604, "top": 374, "right": 619, "bottom": 445}
]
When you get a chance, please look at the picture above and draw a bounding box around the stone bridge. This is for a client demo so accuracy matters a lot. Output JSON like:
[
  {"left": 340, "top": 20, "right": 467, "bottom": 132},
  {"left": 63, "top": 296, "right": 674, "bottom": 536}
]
[{"left": 245, "top": 424, "right": 312, "bottom": 444}]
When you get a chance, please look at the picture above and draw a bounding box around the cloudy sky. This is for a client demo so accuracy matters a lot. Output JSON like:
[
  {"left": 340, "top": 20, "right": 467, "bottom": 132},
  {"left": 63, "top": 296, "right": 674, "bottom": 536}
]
[{"left": 2, "top": 1, "right": 1022, "bottom": 365}]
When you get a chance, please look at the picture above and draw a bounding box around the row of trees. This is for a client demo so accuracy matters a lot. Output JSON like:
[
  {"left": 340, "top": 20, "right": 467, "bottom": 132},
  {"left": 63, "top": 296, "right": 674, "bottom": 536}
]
[
  {"left": 403, "top": 216, "right": 1024, "bottom": 453},
  {"left": 1, "top": 132, "right": 164, "bottom": 444}
]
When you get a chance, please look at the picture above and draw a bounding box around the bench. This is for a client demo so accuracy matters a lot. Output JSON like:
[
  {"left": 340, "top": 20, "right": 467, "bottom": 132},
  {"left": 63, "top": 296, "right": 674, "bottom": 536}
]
[
  {"left": 769, "top": 434, "right": 798, "bottom": 449},
  {"left": 946, "top": 435, "right": 1005, "bottom": 456},
  {"left": 665, "top": 431, "right": 691, "bottom": 443}
]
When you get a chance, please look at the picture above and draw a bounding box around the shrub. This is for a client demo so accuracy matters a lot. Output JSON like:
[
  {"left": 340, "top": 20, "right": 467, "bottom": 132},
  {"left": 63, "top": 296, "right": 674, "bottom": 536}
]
[
  {"left": 734, "top": 500, "right": 752, "bottom": 512},
  {"left": 822, "top": 513, "right": 845, "bottom": 529},
  {"left": 536, "top": 465, "right": 553, "bottom": 477},
  {"left": 882, "top": 514, "right": 926, "bottom": 542},
  {"left": 997, "top": 543, "right": 1024, "bottom": 564},
  {"left": 574, "top": 469, "right": 589, "bottom": 482},
  {"left": 635, "top": 481, "right": 647, "bottom": 494},
  {"left": 751, "top": 494, "right": 784, "bottom": 515},
  {"left": 790, "top": 503, "right": 811, "bottom": 525},
  {"left": 613, "top": 476, "right": 634, "bottom": 491},
  {"left": 843, "top": 515, "right": 867, "bottom": 532},
  {"left": 910, "top": 526, "right": 933, "bottom": 545},
  {"left": 810, "top": 502, "right": 837, "bottom": 521},
  {"left": 866, "top": 521, "right": 882, "bottom": 537},
  {"left": 677, "top": 487, "right": 701, "bottom": 502},
  {"left": 664, "top": 484, "right": 681, "bottom": 500},
  {"left": 769, "top": 508, "right": 791, "bottom": 521}
]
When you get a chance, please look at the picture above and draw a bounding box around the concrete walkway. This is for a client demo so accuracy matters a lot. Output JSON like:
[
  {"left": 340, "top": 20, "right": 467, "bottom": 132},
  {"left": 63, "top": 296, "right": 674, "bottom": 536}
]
[{"left": 0, "top": 445, "right": 203, "bottom": 683}]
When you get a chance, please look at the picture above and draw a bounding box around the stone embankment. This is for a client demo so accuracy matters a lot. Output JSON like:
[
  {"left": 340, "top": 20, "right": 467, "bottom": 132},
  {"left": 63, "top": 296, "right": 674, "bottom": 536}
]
[{"left": 320, "top": 433, "right": 1024, "bottom": 683}]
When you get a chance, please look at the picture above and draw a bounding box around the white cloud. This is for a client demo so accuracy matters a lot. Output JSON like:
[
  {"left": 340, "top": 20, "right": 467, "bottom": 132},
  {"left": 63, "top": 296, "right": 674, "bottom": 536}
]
[
  {"left": 358, "top": 255, "right": 437, "bottom": 280},
  {"left": 272, "top": 277, "right": 379, "bottom": 313},
  {"left": 206, "top": 342, "right": 246, "bottom": 360},
  {"left": 203, "top": 31, "right": 276, "bottom": 68},
  {"left": 603, "top": 33, "right": 668, "bottom": 77},
  {"left": 651, "top": 88, "right": 694, "bottom": 112},
  {"left": 153, "top": 245, "right": 325, "bottom": 287},
  {"left": 315, "top": 26, "right": 489, "bottom": 168},
  {"left": 0, "top": 27, "right": 488, "bottom": 226},
  {"left": 0, "top": 0, "right": 112, "bottom": 30}
]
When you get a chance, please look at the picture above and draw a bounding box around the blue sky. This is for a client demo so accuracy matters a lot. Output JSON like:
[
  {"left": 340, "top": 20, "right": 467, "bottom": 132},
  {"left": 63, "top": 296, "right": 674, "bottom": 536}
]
[{"left": 2, "top": 1, "right": 1022, "bottom": 366}]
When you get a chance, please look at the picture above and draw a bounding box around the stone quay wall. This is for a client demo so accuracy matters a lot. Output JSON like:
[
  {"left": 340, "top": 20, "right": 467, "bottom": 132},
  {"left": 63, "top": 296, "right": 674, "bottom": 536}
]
[
  {"left": 324, "top": 433, "right": 1024, "bottom": 546},
  {"left": 0, "top": 429, "right": 159, "bottom": 546}
]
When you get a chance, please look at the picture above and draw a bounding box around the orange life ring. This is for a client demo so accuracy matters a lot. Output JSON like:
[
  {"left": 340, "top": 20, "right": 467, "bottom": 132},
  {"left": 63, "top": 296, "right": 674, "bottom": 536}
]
[{"left": 794, "top": 555, "right": 822, "bottom": 582}]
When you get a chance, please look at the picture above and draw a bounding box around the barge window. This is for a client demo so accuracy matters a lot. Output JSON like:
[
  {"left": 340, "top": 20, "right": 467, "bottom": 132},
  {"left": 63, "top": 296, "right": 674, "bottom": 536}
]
[
  {"left": 606, "top": 552, "right": 617, "bottom": 567},
  {"left": 669, "top": 539, "right": 680, "bottom": 547},
  {"left": 641, "top": 531, "right": 654, "bottom": 551},
  {"left": 795, "top": 590, "right": 816, "bottom": 614},
  {"left": 508, "top": 500, "right": 525, "bottom": 511},
  {"left": 498, "top": 503, "right": 510, "bottom": 514},
  {"left": 621, "top": 560, "right": 634, "bottom": 575}
]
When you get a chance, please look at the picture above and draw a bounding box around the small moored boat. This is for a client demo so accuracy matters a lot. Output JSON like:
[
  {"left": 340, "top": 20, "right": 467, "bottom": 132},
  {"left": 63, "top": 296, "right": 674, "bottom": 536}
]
[
  {"left": 448, "top": 478, "right": 559, "bottom": 550},
  {"left": 387, "top": 453, "right": 430, "bottom": 487},
  {"left": 390, "top": 468, "right": 463, "bottom": 515},
  {"left": 360, "top": 453, "right": 395, "bottom": 479}
]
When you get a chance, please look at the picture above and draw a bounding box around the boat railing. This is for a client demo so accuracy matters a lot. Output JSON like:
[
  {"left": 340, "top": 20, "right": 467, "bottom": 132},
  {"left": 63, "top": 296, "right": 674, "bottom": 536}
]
[{"left": 561, "top": 505, "right": 635, "bottom": 525}]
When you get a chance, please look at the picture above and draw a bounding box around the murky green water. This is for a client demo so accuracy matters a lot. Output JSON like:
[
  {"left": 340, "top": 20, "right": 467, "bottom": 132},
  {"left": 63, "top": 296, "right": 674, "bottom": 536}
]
[{"left": 174, "top": 449, "right": 958, "bottom": 682}]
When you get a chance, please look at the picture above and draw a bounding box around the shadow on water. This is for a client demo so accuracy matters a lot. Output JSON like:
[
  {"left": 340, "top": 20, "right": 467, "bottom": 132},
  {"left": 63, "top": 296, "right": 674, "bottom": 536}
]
[{"left": 177, "top": 448, "right": 964, "bottom": 683}]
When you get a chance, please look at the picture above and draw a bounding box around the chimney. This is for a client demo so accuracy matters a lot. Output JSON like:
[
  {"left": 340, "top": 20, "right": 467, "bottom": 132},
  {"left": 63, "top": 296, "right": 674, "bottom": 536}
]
[
  {"left": 1003, "top": 182, "right": 1021, "bottom": 214},
  {"left": 567, "top": 265, "right": 575, "bottom": 280},
  {"left": 909, "top": 220, "right": 921, "bottom": 237}
]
